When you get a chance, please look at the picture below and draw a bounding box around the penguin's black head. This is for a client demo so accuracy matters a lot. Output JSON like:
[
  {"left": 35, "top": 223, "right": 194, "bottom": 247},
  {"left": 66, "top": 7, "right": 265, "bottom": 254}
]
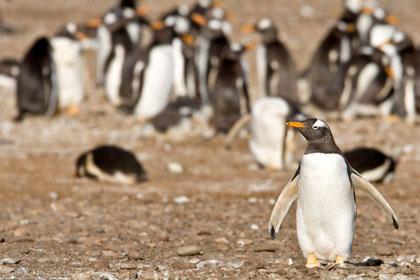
[
  {"left": 287, "top": 118, "right": 335, "bottom": 143},
  {"left": 241, "top": 17, "right": 277, "bottom": 43}
]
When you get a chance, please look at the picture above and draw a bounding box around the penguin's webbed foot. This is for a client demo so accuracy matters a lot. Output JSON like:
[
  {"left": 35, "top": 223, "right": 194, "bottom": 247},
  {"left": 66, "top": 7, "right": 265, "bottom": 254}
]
[
  {"left": 65, "top": 105, "right": 80, "bottom": 116},
  {"left": 327, "top": 255, "right": 346, "bottom": 270},
  {"left": 306, "top": 253, "right": 321, "bottom": 268}
]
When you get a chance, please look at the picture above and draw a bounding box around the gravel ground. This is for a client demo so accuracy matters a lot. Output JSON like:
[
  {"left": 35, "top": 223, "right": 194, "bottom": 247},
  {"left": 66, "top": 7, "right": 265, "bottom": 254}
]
[{"left": 0, "top": 0, "right": 419, "bottom": 279}]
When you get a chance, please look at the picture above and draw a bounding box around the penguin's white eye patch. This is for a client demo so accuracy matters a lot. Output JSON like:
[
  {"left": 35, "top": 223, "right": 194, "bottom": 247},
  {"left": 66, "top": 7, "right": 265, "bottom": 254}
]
[{"left": 313, "top": 119, "right": 328, "bottom": 129}]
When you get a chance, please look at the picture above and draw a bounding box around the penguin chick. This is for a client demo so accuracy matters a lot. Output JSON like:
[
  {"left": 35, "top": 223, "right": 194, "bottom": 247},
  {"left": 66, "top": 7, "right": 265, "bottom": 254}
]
[
  {"left": 76, "top": 145, "right": 147, "bottom": 184},
  {"left": 344, "top": 147, "right": 396, "bottom": 183},
  {"left": 269, "top": 118, "right": 398, "bottom": 268}
]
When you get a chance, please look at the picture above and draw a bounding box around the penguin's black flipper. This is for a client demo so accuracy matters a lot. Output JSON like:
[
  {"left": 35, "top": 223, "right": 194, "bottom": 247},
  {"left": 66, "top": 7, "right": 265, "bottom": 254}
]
[
  {"left": 350, "top": 171, "right": 399, "bottom": 229},
  {"left": 269, "top": 165, "right": 300, "bottom": 240}
]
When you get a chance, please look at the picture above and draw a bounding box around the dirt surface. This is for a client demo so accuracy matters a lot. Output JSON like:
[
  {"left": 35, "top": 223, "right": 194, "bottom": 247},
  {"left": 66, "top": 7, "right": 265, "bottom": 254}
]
[{"left": 0, "top": 0, "right": 419, "bottom": 279}]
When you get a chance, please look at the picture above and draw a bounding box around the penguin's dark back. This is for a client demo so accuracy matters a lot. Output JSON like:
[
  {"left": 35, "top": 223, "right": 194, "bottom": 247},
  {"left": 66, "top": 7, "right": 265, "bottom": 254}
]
[
  {"left": 16, "top": 37, "right": 53, "bottom": 114},
  {"left": 344, "top": 147, "right": 395, "bottom": 173},
  {"left": 90, "top": 146, "right": 145, "bottom": 177},
  {"left": 213, "top": 58, "right": 243, "bottom": 133}
]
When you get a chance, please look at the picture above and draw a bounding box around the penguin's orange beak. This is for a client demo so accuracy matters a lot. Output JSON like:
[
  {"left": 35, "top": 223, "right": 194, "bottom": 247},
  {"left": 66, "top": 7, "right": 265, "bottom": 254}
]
[
  {"left": 241, "top": 24, "right": 255, "bottom": 33},
  {"left": 86, "top": 18, "right": 101, "bottom": 28},
  {"left": 182, "top": 34, "right": 195, "bottom": 45},
  {"left": 244, "top": 42, "right": 257, "bottom": 51},
  {"left": 136, "top": 6, "right": 149, "bottom": 16},
  {"left": 75, "top": 32, "right": 88, "bottom": 40},
  {"left": 384, "top": 66, "right": 395, "bottom": 79},
  {"left": 287, "top": 121, "right": 305, "bottom": 128},
  {"left": 192, "top": 13, "right": 207, "bottom": 25},
  {"left": 362, "top": 6, "right": 374, "bottom": 14},
  {"left": 346, "top": 23, "right": 356, "bottom": 33},
  {"left": 151, "top": 21, "right": 165, "bottom": 30},
  {"left": 386, "top": 14, "right": 399, "bottom": 25}
]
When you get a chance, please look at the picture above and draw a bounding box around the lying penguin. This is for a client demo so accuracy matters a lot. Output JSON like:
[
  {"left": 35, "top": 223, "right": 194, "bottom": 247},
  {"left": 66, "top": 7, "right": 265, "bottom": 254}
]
[
  {"left": 344, "top": 147, "right": 396, "bottom": 183},
  {"left": 225, "top": 96, "right": 304, "bottom": 170},
  {"left": 269, "top": 118, "right": 398, "bottom": 268},
  {"left": 76, "top": 145, "right": 147, "bottom": 184}
]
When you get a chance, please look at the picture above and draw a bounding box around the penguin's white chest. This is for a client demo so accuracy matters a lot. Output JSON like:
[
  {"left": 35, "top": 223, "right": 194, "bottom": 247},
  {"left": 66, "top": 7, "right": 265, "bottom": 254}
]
[
  {"left": 297, "top": 153, "right": 356, "bottom": 262},
  {"left": 50, "top": 37, "right": 84, "bottom": 109}
]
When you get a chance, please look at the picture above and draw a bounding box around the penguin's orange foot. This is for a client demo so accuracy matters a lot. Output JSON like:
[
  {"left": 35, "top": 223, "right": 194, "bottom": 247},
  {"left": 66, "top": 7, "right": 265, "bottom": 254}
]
[
  {"left": 306, "top": 253, "right": 320, "bottom": 268},
  {"left": 266, "top": 165, "right": 281, "bottom": 171},
  {"left": 383, "top": 114, "right": 400, "bottom": 123},
  {"left": 335, "top": 255, "right": 344, "bottom": 265},
  {"left": 65, "top": 105, "right": 80, "bottom": 116}
]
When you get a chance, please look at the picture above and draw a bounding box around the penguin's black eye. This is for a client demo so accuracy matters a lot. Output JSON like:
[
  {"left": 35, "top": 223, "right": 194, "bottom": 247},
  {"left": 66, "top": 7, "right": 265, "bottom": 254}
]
[{"left": 313, "top": 125, "right": 319, "bottom": 130}]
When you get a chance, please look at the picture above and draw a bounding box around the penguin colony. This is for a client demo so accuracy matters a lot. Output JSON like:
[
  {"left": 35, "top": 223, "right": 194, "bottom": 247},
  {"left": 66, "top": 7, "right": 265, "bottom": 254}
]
[{"left": 1, "top": 0, "right": 407, "bottom": 267}]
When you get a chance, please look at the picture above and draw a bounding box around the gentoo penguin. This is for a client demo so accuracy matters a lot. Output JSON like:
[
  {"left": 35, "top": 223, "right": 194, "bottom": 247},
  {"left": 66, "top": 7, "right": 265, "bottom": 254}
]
[
  {"left": 51, "top": 22, "right": 87, "bottom": 115},
  {"left": 132, "top": 19, "right": 176, "bottom": 120},
  {"left": 344, "top": 147, "right": 396, "bottom": 183},
  {"left": 305, "top": 0, "right": 361, "bottom": 110},
  {"left": 161, "top": 6, "right": 198, "bottom": 98},
  {"left": 92, "top": 0, "right": 148, "bottom": 87},
  {"left": 15, "top": 37, "right": 57, "bottom": 121},
  {"left": 241, "top": 18, "right": 298, "bottom": 103},
  {"left": 269, "top": 118, "right": 398, "bottom": 267},
  {"left": 0, "top": 58, "right": 20, "bottom": 90},
  {"left": 103, "top": 19, "right": 135, "bottom": 106},
  {"left": 192, "top": 12, "right": 231, "bottom": 103},
  {"left": 76, "top": 145, "right": 147, "bottom": 184},
  {"left": 225, "top": 96, "right": 304, "bottom": 170},
  {"left": 212, "top": 43, "right": 250, "bottom": 133},
  {"left": 339, "top": 47, "right": 395, "bottom": 119}
]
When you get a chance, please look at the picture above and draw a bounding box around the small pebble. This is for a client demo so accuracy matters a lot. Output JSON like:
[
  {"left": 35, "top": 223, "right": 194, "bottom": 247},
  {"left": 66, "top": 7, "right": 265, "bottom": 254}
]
[
  {"left": 215, "top": 237, "right": 229, "bottom": 245},
  {"left": 176, "top": 245, "right": 202, "bottom": 256},
  {"left": 300, "top": 5, "right": 314, "bottom": 18},
  {"left": 174, "top": 196, "right": 189, "bottom": 204},
  {"left": 251, "top": 224, "right": 259, "bottom": 230},
  {"left": 89, "top": 260, "right": 109, "bottom": 269},
  {"left": 168, "top": 162, "right": 183, "bottom": 174},
  {"left": 37, "top": 257, "right": 51, "bottom": 264},
  {"left": 236, "top": 239, "right": 253, "bottom": 247},
  {"left": 128, "top": 251, "right": 144, "bottom": 260},
  {"left": 1, "top": 258, "right": 20, "bottom": 264},
  {"left": 120, "top": 263, "right": 137, "bottom": 270}
]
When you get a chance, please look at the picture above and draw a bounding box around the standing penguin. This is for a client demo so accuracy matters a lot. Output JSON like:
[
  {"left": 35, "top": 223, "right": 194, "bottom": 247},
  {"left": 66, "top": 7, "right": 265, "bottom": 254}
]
[
  {"left": 241, "top": 18, "right": 298, "bottom": 103},
  {"left": 269, "top": 118, "right": 398, "bottom": 267},
  {"left": 92, "top": 0, "right": 148, "bottom": 87},
  {"left": 225, "top": 96, "right": 304, "bottom": 170},
  {"left": 15, "top": 37, "right": 57, "bottom": 121},
  {"left": 212, "top": 43, "right": 250, "bottom": 133},
  {"left": 132, "top": 19, "right": 176, "bottom": 121},
  {"left": 305, "top": 0, "right": 361, "bottom": 110},
  {"left": 51, "top": 22, "right": 87, "bottom": 115}
]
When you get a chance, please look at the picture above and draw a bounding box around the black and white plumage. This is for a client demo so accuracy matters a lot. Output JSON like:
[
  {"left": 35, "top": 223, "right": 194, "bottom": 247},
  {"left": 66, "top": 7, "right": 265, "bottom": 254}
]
[
  {"left": 225, "top": 96, "right": 304, "bottom": 170},
  {"left": 15, "top": 37, "right": 57, "bottom": 121},
  {"left": 0, "top": 58, "right": 20, "bottom": 90},
  {"left": 339, "top": 47, "right": 395, "bottom": 119},
  {"left": 212, "top": 43, "right": 250, "bottom": 133},
  {"left": 305, "top": 2, "right": 360, "bottom": 110},
  {"left": 242, "top": 18, "right": 298, "bottom": 103},
  {"left": 76, "top": 145, "right": 147, "bottom": 184},
  {"left": 344, "top": 147, "right": 396, "bottom": 183},
  {"left": 269, "top": 118, "right": 398, "bottom": 267}
]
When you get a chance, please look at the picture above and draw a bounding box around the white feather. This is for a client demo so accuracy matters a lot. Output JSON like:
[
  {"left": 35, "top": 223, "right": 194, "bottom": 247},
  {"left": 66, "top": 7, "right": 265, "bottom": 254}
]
[
  {"left": 105, "top": 44, "right": 125, "bottom": 105},
  {"left": 360, "top": 158, "right": 392, "bottom": 182},
  {"left": 249, "top": 97, "right": 290, "bottom": 169},
  {"left": 297, "top": 153, "right": 355, "bottom": 262},
  {"left": 96, "top": 26, "right": 112, "bottom": 85},
  {"left": 50, "top": 37, "right": 84, "bottom": 109},
  {"left": 172, "top": 38, "right": 187, "bottom": 96},
  {"left": 256, "top": 44, "right": 267, "bottom": 96},
  {"left": 134, "top": 45, "right": 174, "bottom": 119}
]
